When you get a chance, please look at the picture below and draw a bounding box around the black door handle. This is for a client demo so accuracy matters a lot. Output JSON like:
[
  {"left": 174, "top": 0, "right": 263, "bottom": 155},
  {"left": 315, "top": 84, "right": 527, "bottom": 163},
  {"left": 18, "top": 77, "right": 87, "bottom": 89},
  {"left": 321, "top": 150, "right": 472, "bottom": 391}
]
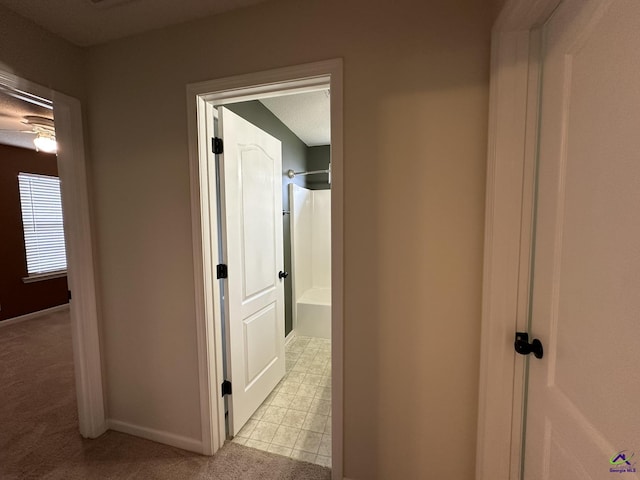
[
  {"left": 279, "top": 271, "right": 289, "bottom": 279},
  {"left": 514, "top": 332, "right": 543, "bottom": 359}
]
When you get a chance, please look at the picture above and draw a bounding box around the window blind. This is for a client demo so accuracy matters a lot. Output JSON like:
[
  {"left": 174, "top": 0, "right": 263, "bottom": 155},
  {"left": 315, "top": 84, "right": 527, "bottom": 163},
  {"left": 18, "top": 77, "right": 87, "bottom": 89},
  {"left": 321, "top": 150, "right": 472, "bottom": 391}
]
[{"left": 18, "top": 172, "right": 67, "bottom": 276}]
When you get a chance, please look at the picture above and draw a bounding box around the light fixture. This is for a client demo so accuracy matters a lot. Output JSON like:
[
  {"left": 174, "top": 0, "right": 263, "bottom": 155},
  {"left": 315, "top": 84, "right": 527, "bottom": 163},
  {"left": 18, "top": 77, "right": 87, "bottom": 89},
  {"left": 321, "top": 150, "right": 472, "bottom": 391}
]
[
  {"left": 19, "top": 116, "right": 57, "bottom": 154},
  {"left": 33, "top": 129, "right": 57, "bottom": 154}
]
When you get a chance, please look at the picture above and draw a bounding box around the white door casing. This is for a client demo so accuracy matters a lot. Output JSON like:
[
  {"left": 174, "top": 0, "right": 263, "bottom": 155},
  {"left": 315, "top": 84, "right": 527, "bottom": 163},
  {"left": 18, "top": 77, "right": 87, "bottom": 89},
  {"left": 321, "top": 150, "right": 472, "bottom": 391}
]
[
  {"left": 186, "top": 60, "right": 344, "bottom": 480},
  {"left": 53, "top": 92, "right": 106, "bottom": 439},
  {"left": 524, "top": 0, "right": 640, "bottom": 477},
  {"left": 219, "top": 107, "right": 286, "bottom": 436},
  {"left": 476, "top": 3, "right": 561, "bottom": 477}
]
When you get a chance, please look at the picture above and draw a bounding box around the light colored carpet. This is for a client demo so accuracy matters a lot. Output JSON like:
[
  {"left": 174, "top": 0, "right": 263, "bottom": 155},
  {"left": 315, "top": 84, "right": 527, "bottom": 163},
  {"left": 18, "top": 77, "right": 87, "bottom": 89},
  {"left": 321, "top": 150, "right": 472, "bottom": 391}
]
[{"left": 0, "top": 310, "right": 331, "bottom": 479}]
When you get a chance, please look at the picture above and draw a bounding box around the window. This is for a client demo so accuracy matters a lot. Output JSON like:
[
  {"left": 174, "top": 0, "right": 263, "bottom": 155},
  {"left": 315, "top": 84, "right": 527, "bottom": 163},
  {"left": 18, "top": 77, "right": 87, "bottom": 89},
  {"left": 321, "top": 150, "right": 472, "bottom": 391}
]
[{"left": 18, "top": 172, "right": 67, "bottom": 278}]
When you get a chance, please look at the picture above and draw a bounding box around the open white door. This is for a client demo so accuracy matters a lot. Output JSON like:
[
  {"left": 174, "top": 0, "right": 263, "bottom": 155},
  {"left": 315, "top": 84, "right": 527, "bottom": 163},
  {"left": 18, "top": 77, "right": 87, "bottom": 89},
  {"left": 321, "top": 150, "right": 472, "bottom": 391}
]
[
  {"left": 219, "top": 107, "right": 286, "bottom": 436},
  {"left": 523, "top": 0, "right": 640, "bottom": 477}
]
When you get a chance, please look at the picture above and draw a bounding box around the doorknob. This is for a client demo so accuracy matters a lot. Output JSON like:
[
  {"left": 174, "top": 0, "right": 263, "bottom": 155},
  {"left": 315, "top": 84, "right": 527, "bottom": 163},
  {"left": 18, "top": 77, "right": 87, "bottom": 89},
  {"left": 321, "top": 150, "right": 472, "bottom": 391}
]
[
  {"left": 514, "top": 332, "right": 544, "bottom": 359},
  {"left": 278, "top": 271, "right": 289, "bottom": 279}
]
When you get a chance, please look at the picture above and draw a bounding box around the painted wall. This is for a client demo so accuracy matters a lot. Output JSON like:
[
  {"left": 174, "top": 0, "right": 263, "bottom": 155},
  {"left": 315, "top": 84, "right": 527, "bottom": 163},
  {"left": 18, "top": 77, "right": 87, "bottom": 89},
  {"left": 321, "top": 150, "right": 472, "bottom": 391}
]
[
  {"left": 0, "top": 144, "right": 68, "bottom": 320},
  {"left": 306, "top": 145, "right": 331, "bottom": 190},
  {"left": 492, "top": 0, "right": 509, "bottom": 21},
  {"left": 0, "top": 5, "right": 86, "bottom": 100},
  {"left": 86, "top": 0, "right": 491, "bottom": 478},
  {"left": 226, "top": 101, "right": 307, "bottom": 336}
]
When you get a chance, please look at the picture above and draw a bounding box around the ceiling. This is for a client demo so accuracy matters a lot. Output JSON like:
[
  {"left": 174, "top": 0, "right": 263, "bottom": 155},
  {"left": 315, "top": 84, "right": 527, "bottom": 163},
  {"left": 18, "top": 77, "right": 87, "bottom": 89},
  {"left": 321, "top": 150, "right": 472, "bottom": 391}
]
[
  {"left": 0, "top": 88, "right": 53, "bottom": 151},
  {"left": 260, "top": 90, "right": 330, "bottom": 147},
  {"left": 0, "top": 0, "right": 270, "bottom": 46},
  {"left": 0, "top": 0, "right": 330, "bottom": 148}
]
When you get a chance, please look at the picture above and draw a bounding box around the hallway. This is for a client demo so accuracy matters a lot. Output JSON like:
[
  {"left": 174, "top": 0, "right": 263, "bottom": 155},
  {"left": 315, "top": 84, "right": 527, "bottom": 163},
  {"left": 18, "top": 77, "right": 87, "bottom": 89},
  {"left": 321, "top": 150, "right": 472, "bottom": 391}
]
[{"left": 0, "top": 310, "right": 330, "bottom": 479}]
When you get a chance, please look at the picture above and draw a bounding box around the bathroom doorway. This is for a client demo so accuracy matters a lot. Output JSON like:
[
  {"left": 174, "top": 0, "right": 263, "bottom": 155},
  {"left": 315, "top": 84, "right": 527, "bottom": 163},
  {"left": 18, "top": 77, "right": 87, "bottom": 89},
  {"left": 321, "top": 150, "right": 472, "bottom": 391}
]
[
  {"left": 217, "top": 92, "right": 333, "bottom": 467},
  {"left": 187, "top": 59, "right": 344, "bottom": 480}
]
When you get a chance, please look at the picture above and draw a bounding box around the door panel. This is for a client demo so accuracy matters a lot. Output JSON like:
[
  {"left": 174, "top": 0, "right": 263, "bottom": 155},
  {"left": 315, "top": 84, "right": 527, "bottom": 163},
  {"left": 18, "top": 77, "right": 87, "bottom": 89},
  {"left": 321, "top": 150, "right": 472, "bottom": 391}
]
[
  {"left": 219, "top": 107, "right": 285, "bottom": 436},
  {"left": 244, "top": 304, "right": 278, "bottom": 385},
  {"left": 240, "top": 147, "right": 277, "bottom": 299},
  {"left": 525, "top": 0, "right": 640, "bottom": 478}
]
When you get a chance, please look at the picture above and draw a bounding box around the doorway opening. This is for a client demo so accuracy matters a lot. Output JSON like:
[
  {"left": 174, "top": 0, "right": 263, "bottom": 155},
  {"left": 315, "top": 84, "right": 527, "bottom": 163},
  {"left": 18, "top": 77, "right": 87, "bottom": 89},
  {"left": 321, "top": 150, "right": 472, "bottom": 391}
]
[
  {"left": 218, "top": 91, "right": 332, "bottom": 467},
  {"left": 0, "top": 70, "right": 105, "bottom": 440},
  {"left": 187, "top": 59, "right": 343, "bottom": 479},
  {"left": 0, "top": 85, "right": 66, "bottom": 320}
]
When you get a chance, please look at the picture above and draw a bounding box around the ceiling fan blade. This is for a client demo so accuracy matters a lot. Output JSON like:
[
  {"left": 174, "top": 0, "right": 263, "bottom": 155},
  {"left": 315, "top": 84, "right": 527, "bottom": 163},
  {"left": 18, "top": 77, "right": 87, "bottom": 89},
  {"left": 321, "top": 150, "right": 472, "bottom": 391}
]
[{"left": 0, "top": 129, "right": 35, "bottom": 134}]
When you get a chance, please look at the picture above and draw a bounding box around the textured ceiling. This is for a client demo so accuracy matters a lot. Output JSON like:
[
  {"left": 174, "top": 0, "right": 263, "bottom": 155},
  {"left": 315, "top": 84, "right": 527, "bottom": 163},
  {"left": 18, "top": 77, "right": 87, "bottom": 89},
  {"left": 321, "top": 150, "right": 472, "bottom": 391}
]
[
  {"left": 0, "top": 89, "right": 53, "bottom": 151},
  {"left": 260, "top": 90, "right": 330, "bottom": 147},
  {"left": 0, "top": 0, "right": 270, "bottom": 46}
]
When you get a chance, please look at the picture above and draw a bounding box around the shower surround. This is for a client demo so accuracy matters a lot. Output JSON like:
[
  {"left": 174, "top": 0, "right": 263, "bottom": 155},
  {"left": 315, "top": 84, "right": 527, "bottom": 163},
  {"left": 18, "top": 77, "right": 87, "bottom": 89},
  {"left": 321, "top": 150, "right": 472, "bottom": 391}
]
[{"left": 290, "top": 184, "right": 331, "bottom": 339}]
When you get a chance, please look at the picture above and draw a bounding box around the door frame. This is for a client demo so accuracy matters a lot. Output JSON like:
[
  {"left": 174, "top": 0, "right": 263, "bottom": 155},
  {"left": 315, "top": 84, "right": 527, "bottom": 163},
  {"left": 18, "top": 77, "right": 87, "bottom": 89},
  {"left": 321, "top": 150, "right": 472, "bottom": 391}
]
[
  {"left": 186, "top": 59, "right": 343, "bottom": 479},
  {"left": 475, "top": 1, "right": 562, "bottom": 479},
  {"left": 0, "top": 70, "right": 106, "bottom": 438}
]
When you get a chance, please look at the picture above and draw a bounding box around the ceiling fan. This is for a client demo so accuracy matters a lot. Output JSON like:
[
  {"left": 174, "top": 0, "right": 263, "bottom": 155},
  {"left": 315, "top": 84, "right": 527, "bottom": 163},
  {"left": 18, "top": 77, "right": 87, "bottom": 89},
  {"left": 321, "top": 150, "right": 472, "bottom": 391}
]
[{"left": 0, "top": 115, "right": 57, "bottom": 153}]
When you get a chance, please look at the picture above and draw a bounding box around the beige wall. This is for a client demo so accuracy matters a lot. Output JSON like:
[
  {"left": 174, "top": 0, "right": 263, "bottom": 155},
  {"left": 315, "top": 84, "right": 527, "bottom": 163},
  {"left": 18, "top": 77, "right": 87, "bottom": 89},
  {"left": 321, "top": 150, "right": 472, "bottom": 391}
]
[
  {"left": 492, "top": 0, "right": 509, "bottom": 22},
  {"left": 86, "top": 0, "right": 492, "bottom": 478},
  {"left": 0, "top": 5, "right": 85, "bottom": 99}
]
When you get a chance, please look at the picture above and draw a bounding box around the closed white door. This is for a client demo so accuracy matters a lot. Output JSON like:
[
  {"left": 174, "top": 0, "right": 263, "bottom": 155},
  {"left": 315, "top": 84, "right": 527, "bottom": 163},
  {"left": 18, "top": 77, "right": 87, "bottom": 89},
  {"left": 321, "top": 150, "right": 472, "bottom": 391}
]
[
  {"left": 219, "top": 107, "right": 286, "bottom": 436},
  {"left": 524, "top": 0, "right": 640, "bottom": 477}
]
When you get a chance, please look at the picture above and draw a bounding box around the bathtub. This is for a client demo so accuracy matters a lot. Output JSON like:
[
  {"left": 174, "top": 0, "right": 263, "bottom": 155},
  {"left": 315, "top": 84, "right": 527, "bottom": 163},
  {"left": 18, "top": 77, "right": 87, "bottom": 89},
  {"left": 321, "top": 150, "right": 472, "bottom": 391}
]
[{"left": 296, "top": 287, "right": 331, "bottom": 339}]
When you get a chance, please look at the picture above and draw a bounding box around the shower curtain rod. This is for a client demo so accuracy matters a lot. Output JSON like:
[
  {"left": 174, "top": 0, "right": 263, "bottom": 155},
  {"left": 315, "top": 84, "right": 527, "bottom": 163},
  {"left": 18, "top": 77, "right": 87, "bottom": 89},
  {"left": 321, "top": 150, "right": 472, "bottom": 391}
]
[
  {"left": 286, "top": 168, "right": 329, "bottom": 178},
  {"left": 287, "top": 162, "right": 331, "bottom": 184}
]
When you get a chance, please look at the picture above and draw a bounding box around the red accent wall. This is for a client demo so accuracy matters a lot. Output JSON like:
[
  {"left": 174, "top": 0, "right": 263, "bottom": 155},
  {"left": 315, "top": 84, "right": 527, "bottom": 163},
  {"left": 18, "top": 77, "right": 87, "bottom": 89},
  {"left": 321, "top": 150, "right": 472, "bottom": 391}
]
[{"left": 0, "top": 144, "right": 68, "bottom": 321}]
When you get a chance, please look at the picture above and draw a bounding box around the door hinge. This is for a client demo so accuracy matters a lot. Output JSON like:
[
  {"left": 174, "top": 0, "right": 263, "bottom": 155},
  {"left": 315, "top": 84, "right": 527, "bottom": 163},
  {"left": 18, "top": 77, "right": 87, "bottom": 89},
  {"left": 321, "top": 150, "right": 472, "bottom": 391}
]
[
  {"left": 216, "top": 264, "right": 228, "bottom": 279},
  {"left": 221, "top": 380, "right": 232, "bottom": 397},
  {"left": 68, "top": 290, "right": 72, "bottom": 301},
  {"left": 212, "top": 137, "right": 223, "bottom": 154}
]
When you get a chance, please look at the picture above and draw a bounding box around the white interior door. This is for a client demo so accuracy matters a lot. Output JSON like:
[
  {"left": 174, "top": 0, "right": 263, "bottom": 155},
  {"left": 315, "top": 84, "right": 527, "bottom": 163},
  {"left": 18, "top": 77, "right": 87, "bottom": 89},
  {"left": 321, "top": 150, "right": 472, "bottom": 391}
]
[
  {"left": 524, "top": 0, "right": 640, "bottom": 477},
  {"left": 219, "top": 107, "right": 286, "bottom": 436}
]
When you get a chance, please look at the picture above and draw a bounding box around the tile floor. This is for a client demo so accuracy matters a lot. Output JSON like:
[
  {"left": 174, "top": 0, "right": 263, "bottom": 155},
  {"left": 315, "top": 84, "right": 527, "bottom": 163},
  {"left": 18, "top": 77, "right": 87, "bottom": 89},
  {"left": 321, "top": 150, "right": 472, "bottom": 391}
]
[{"left": 232, "top": 335, "right": 332, "bottom": 468}]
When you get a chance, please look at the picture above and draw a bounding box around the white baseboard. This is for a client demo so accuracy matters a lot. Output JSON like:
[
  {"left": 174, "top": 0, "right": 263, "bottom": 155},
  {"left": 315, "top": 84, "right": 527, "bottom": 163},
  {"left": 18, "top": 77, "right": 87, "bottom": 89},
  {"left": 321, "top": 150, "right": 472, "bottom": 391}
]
[
  {"left": 285, "top": 329, "right": 296, "bottom": 345},
  {"left": 107, "top": 419, "right": 203, "bottom": 454},
  {"left": 0, "top": 303, "right": 70, "bottom": 327}
]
